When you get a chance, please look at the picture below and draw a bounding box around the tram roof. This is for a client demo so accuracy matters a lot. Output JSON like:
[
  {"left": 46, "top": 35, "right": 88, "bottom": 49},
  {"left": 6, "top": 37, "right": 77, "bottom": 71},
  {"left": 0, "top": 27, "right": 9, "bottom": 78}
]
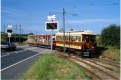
[{"left": 56, "top": 30, "right": 96, "bottom": 36}]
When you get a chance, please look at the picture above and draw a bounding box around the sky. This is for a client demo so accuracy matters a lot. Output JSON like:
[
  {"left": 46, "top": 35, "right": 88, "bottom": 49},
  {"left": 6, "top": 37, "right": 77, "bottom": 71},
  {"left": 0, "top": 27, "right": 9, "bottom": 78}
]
[{"left": 1, "top": 0, "right": 120, "bottom": 34}]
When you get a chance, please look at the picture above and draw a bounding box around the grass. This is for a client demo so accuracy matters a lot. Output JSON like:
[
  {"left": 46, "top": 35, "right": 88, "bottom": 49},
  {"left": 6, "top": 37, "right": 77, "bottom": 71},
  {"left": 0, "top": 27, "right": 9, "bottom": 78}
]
[
  {"left": 101, "top": 46, "right": 120, "bottom": 62},
  {"left": 96, "top": 35, "right": 120, "bottom": 62},
  {"left": 21, "top": 54, "right": 91, "bottom": 80}
]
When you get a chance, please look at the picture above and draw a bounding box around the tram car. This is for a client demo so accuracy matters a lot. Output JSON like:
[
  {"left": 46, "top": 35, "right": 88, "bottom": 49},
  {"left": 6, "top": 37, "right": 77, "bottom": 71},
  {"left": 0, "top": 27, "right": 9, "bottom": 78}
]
[
  {"left": 28, "top": 35, "right": 37, "bottom": 46},
  {"left": 28, "top": 34, "right": 56, "bottom": 48},
  {"left": 55, "top": 30, "right": 96, "bottom": 57}
]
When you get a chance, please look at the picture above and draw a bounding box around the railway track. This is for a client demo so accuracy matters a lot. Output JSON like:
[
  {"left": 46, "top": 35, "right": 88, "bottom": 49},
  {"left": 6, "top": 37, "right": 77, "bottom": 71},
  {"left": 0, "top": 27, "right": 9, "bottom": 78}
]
[
  {"left": 100, "top": 56, "right": 120, "bottom": 64},
  {"left": 93, "top": 58, "right": 120, "bottom": 68},
  {"left": 55, "top": 51, "right": 120, "bottom": 80}
]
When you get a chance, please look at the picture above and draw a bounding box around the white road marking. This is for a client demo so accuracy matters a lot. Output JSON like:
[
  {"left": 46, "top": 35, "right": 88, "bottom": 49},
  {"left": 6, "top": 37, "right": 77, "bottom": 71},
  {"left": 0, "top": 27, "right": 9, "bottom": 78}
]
[
  {"left": 1, "top": 49, "right": 48, "bottom": 71},
  {"left": 1, "top": 47, "right": 37, "bottom": 58}
]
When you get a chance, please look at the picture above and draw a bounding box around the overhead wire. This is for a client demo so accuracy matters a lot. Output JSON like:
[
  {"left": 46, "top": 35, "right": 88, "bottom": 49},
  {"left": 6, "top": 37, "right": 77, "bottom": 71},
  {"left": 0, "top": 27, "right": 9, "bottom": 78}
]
[{"left": 67, "top": 2, "right": 119, "bottom": 12}]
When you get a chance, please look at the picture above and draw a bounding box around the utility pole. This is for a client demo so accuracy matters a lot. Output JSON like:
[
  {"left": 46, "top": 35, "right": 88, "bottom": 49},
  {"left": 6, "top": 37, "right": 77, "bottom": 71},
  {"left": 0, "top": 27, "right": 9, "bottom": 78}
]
[
  {"left": 62, "top": 8, "right": 77, "bottom": 53},
  {"left": 4, "top": 25, "right": 6, "bottom": 33},
  {"left": 15, "top": 24, "right": 17, "bottom": 42},
  {"left": 19, "top": 24, "right": 21, "bottom": 44},
  {"left": 22, "top": 28, "right": 23, "bottom": 38},
  {"left": 21, "top": 28, "right": 22, "bottom": 39},
  {"left": 22, "top": 29, "right": 23, "bottom": 34},
  {"left": 63, "top": 8, "right": 66, "bottom": 53}
]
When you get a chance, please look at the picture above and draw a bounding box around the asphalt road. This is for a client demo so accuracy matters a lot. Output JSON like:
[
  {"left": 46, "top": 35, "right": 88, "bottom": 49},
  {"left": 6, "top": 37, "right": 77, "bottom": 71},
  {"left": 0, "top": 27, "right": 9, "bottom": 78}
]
[{"left": 1, "top": 45, "right": 51, "bottom": 80}]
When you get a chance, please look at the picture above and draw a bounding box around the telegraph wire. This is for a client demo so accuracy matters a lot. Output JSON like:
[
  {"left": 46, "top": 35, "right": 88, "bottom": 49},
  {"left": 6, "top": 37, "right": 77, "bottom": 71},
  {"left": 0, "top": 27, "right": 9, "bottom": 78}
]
[{"left": 67, "top": 2, "right": 119, "bottom": 12}]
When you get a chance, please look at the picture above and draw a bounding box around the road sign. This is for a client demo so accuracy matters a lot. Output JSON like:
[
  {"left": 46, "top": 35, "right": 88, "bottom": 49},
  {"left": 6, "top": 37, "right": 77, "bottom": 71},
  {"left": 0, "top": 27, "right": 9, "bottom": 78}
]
[
  {"left": 47, "top": 15, "right": 56, "bottom": 21},
  {"left": 7, "top": 25, "right": 13, "bottom": 33},
  {"left": 8, "top": 33, "right": 12, "bottom": 37},
  {"left": 8, "top": 25, "right": 12, "bottom": 28},
  {"left": 46, "top": 15, "right": 58, "bottom": 51},
  {"left": 7, "top": 29, "right": 13, "bottom": 33}
]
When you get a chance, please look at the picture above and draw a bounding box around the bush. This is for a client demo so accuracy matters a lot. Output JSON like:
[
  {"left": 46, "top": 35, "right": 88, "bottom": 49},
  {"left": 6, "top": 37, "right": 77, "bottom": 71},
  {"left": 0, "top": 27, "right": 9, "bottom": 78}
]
[{"left": 101, "top": 24, "right": 120, "bottom": 48}]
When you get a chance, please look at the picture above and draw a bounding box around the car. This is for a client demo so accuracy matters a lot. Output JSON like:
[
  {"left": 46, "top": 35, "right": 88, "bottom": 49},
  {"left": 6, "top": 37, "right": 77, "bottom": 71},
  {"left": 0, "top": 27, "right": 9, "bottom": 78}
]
[{"left": 1, "top": 41, "right": 16, "bottom": 51}]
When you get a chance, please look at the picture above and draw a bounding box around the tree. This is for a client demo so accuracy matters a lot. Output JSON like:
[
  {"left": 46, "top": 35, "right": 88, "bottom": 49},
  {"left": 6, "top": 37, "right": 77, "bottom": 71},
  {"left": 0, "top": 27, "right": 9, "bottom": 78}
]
[
  {"left": 101, "top": 24, "right": 120, "bottom": 48},
  {"left": 29, "top": 33, "right": 33, "bottom": 35}
]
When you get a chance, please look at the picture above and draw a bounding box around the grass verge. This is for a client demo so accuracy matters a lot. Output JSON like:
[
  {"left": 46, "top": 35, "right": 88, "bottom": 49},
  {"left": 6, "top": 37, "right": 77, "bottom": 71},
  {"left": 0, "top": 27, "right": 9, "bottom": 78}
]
[
  {"left": 21, "top": 54, "right": 91, "bottom": 80},
  {"left": 101, "top": 46, "right": 120, "bottom": 61}
]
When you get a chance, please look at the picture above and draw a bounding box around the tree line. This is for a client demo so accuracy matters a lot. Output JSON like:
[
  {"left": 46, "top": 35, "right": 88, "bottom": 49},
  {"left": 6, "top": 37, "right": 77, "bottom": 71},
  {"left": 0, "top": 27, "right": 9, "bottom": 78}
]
[{"left": 101, "top": 24, "right": 120, "bottom": 48}]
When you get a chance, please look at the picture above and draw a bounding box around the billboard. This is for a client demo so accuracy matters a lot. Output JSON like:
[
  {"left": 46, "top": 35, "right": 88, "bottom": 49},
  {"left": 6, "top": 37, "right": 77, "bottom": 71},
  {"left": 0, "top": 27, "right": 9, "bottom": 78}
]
[
  {"left": 7, "top": 29, "right": 13, "bottom": 33},
  {"left": 45, "top": 22, "right": 58, "bottom": 31}
]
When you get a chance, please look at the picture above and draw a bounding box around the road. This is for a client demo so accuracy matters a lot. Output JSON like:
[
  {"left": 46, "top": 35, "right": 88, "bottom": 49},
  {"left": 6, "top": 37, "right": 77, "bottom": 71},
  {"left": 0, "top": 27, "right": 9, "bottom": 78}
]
[{"left": 1, "top": 45, "right": 51, "bottom": 80}]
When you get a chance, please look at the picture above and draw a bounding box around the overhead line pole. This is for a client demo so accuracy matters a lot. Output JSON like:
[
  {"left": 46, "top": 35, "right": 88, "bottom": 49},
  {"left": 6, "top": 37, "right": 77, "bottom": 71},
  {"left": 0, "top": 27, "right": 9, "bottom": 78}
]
[
  {"left": 4, "top": 25, "right": 6, "bottom": 33},
  {"left": 15, "top": 24, "right": 17, "bottom": 42},
  {"left": 19, "top": 24, "right": 21, "bottom": 44},
  {"left": 63, "top": 8, "right": 66, "bottom": 53}
]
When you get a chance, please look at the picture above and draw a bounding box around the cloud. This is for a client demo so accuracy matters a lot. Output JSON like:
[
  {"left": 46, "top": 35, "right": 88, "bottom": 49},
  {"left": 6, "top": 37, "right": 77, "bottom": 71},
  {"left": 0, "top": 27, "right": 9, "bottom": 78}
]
[
  {"left": 1, "top": 7, "right": 29, "bottom": 18},
  {"left": 67, "top": 19, "right": 119, "bottom": 24},
  {"left": 1, "top": 7, "right": 21, "bottom": 15}
]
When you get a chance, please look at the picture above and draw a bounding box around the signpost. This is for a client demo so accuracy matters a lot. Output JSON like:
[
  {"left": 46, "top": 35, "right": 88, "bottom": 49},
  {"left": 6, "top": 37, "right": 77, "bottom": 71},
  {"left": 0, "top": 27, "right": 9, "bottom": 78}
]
[
  {"left": 6, "top": 25, "right": 13, "bottom": 42},
  {"left": 45, "top": 15, "right": 58, "bottom": 51}
]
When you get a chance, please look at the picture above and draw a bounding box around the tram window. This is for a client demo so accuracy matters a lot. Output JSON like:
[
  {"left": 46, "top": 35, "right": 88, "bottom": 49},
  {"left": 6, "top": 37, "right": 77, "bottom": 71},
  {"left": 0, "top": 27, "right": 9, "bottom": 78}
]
[
  {"left": 70, "top": 36, "right": 73, "bottom": 41},
  {"left": 79, "top": 36, "right": 81, "bottom": 41},
  {"left": 76, "top": 36, "right": 78, "bottom": 40},
  {"left": 65, "top": 36, "right": 67, "bottom": 40},
  {"left": 90, "top": 36, "right": 95, "bottom": 43},
  {"left": 60, "top": 36, "right": 63, "bottom": 40},
  {"left": 64, "top": 36, "right": 66, "bottom": 40},
  {"left": 90, "top": 38, "right": 95, "bottom": 42},
  {"left": 59, "top": 36, "right": 62, "bottom": 40},
  {"left": 76, "top": 36, "right": 81, "bottom": 42},
  {"left": 67, "top": 36, "right": 69, "bottom": 41},
  {"left": 65, "top": 36, "right": 68, "bottom": 40},
  {"left": 65, "top": 36, "right": 68, "bottom": 41},
  {"left": 85, "top": 36, "right": 89, "bottom": 42},
  {"left": 58, "top": 36, "right": 60, "bottom": 40},
  {"left": 56, "top": 36, "right": 58, "bottom": 40},
  {"left": 73, "top": 36, "right": 75, "bottom": 41},
  {"left": 57, "top": 36, "right": 60, "bottom": 40},
  {"left": 53, "top": 38, "right": 55, "bottom": 40}
]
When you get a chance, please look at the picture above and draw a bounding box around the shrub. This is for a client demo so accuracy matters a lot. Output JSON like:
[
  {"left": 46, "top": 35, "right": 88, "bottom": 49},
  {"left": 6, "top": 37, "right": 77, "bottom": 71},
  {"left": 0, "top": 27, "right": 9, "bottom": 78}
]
[{"left": 101, "top": 24, "right": 120, "bottom": 48}]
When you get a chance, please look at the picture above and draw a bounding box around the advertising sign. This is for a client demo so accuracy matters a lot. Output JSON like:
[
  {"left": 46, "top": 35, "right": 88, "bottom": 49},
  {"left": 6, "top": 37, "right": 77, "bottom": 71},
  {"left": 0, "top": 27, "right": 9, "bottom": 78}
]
[{"left": 45, "top": 21, "right": 58, "bottom": 31}]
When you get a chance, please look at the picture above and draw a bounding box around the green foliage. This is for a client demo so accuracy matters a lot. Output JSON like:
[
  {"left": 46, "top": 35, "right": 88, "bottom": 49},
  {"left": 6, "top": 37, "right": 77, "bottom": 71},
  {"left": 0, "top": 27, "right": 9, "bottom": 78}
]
[
  {"left": 1, "top": 34, "right": 27, "bottom": 42},
  {"left": 101, "top": 46, "right": 120, "bottom": 61},
  {"left": 96, "top": 35, "right": 102, "bottom": 46},
  {"left": 101, "top": 24, "right": 120, "bottom": 48},
  {"left": 1, "top": 34, "right": 7, "bottom": 41}
]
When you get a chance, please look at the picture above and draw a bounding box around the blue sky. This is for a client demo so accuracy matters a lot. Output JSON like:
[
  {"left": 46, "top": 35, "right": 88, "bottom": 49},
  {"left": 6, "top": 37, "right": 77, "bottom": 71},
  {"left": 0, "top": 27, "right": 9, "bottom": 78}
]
[{"left": 1, "top": 0, "right": 120, "bottom": 34}]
